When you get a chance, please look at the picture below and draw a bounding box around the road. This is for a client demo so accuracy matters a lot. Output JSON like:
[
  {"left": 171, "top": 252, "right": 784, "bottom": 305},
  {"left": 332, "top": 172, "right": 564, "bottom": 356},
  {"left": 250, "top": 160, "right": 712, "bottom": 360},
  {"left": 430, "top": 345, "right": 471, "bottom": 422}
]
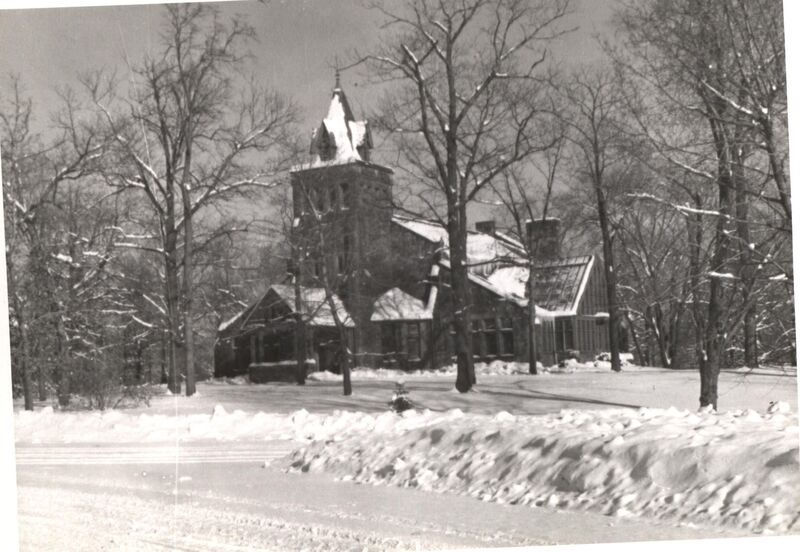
[
  {"left": 15, "top": 440, "right": 745, "bottom": 551},
  {"left": 15, "top": 441, "right": 294, "bottom": 466}
]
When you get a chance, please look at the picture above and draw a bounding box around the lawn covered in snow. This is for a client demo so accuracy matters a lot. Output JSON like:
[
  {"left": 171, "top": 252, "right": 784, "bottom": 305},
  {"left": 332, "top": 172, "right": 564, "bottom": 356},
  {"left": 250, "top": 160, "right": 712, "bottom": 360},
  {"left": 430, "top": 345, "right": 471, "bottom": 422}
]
[{"left": 13, "top": 363, "right": 800, "bottom": 537}]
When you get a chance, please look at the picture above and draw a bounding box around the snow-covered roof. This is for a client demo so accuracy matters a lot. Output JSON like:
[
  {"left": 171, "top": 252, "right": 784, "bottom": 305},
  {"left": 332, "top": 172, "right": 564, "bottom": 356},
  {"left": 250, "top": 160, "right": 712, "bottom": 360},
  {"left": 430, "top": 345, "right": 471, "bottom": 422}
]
[
  {"left": 391, "top": 215, "right": 525, "bottom": 277},
  {"left": 391, "top": 216, "right": 450, "bottom": 244},
  {"left": 393, "top": 215, "right": 596, "bottom": 316},
  {"left": 529, "top": 256, "right": 594, "bottom": 314},
  {"left": 270, "top": 284, "right": 354, "bottom": 327},
  {"left": 218, "top": 308, "right": 247, "bottom": 332},
  {"left": 486, "top": 265, "right": 529, "bottom": 301},
  {"left": 371, "top": 288, "right": 430, "bottom": 321},
  {"left": 224, "top": 284, "right": 355, "bottom": 335}
]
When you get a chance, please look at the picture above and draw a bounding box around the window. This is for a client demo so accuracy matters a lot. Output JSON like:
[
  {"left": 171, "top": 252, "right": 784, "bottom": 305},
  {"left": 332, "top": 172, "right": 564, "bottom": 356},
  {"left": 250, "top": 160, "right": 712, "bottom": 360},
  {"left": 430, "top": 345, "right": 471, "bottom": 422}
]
[
  {"left": 256, "top": 334, "right": 264, "bottom": 363},
  {"left": 313, "top": 259, "right": 323, "bottom": 279},
  {"left": 339, "top": 182, "right": 349, "bottom": 209},
  {"left": 381, "top": 323, "right": 399, "bottom": 354},
  {"left": 263, "top": 337, "right": 276, "bottom": 363},
  {"left": 500, "top": 317, "right": 514, "bottom": 356},
  {"left": 555, "top": 318, "right": 574, "bottom": 351},
  {"left": 327, "top": 187, "right": 336, "bottom": 211},
  {"left": 484, "top": 318, "right": 498, "bottom": 357},
  {"left": 338, "top": 235, "right": 349, "bottom": 275},
  {"left": 407, "top": 322, "right": 421, "bottom": 360},
  {"left": 311, "top": 188, "right": 323, "bottom": 212}
]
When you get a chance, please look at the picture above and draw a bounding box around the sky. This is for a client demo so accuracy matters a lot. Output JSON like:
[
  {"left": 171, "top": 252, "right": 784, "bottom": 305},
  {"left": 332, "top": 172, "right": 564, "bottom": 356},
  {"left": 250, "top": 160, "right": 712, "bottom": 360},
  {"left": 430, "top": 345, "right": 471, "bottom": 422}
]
[{"left": 0, "top": 0, "right": 617, "bottom": 133}]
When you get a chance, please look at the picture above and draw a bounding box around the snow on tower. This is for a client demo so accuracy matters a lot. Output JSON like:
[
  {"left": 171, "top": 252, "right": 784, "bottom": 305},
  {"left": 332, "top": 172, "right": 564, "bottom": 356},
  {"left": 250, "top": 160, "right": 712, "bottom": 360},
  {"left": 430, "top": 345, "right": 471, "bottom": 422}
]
[{"left": 309, "top": 73, "right": 372, "bottom": 164}]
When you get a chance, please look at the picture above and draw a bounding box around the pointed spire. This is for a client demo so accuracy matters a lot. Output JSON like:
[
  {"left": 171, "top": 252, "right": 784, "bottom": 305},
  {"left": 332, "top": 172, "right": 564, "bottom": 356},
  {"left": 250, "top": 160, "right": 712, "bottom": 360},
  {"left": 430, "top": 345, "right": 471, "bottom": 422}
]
[{"left": 309, "top": 69, "right": 373, "bottom": 164}]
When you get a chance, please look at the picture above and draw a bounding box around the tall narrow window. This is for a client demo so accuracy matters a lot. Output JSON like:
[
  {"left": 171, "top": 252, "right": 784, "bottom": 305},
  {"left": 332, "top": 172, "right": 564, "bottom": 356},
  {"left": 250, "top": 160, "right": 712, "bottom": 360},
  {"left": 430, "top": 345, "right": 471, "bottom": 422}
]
[
  {"left": 338, "top": 234, "right": 350, "bottom": 275},
  {"left": 311, "top": 189, "right": 325, "bottom": 213},
  {"left": 484, "top": 317, "right": 498, "bottom": 357},
  {"left": 407, "top": 322, "right": 421, "bottom": 360},
  {"left": 555, "top": 318, "right": 574, "bottom": 351},
  {"left": 500, "top": 317, "right": 514, "bottom": 356},
  {"left": 339, "top": 182, "right": 349, "bottom": 209},
  {"left": 327, "top": 187, "right": 336, "bottom": 211}
]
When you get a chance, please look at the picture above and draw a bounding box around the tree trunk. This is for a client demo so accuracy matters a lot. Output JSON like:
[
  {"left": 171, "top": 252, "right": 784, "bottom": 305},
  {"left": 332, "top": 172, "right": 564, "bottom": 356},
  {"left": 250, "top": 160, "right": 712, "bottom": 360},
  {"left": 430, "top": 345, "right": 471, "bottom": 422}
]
[
  {"left": 743, "top": 307, "right": 758, "bottom": 367},
  {"left": 19, "top": 311, "right": 34, "bottom": 411},
  {"left": 625, "top": 310, "right": 646, "bottom": 367},
  {"left": 54, "top": 304, "right": 70, "bottom": 407},
  {"left": 700, "top": 335, "right": 722, "bottom": 410},
  {"left": 293, "top": 275, "right": 307, "bottom": 385},
  {"left": 595, "top": 187, "right": 622, "bottom": 372},
  {"left": 8, "top": 257, "right": 34, "bottom": 410},
  {"left": 182, "top": 198, "right": 196, "bottom": 397},
  {"left": 686, "top": 197, "right": 706, "bottom": 376},
  {"left": 164, "top": 235, "right": 182, "bottom": 395},
  {"left": 701, "top": 117, "right": 736, "bottom": 409},
  {"left": 341, "top": 343, "right": 352, "bottom": 396},
  {"left": 449, "top": 218, "right": 475, "bottom": 392},
  {"left": 733, "top": 144, "right": 758, "bottom": 369}
]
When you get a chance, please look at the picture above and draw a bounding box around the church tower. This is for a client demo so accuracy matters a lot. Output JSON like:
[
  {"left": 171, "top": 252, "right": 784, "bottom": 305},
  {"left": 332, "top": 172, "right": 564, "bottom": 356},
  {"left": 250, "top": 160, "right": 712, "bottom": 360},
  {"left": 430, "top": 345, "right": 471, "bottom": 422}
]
[{"left": 290, "top": 76, "right": 395, "bottom": 357}]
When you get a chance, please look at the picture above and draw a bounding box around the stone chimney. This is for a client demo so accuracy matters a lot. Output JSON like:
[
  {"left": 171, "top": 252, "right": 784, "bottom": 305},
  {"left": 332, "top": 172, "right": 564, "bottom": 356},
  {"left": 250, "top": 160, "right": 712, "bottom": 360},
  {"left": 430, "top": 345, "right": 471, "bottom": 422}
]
[
  {"left": 526, "top": 218, "right": 561, "bottom": 260},
  {"left": 475, "top": 220, "right": 496, "bottom": 235}
]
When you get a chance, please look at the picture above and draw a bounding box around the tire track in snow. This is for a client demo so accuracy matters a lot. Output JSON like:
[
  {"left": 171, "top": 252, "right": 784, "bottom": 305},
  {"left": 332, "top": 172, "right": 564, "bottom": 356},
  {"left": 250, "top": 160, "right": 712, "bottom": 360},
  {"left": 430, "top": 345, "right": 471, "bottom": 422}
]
[{"left": 15, "top": 441, "right": 295, "bottom": 465}]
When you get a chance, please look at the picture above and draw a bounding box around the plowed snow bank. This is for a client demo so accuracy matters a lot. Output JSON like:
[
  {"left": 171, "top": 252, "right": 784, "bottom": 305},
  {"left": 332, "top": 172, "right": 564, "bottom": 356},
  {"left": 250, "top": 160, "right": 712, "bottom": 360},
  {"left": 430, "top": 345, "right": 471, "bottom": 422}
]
[{"left": 288, "top": 405, "right": 800, "bottom": 534}]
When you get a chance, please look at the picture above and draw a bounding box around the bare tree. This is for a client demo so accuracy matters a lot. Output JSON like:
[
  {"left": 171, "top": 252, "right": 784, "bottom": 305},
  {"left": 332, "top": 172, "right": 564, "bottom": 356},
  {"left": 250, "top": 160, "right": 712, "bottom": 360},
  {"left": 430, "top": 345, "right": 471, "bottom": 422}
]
[
  {"left": 2, "top": 76, "right": 110, "bottom": 409},
  {"left": 85, "top": 4, "right": 296, "bottom": 395},
  {"left": 488, "top": 125, "right": 566, "bottom": 373},
  {"left": 614, "top": 0, "right": 790, "bottom": 408},
  {"left": 361, "top": 0, "right": 572, "bottom": 392},
  {"left": 556, "top": 67, "right": 635, "bottom": 372},
  {"left": 289, "top": 178, "right": 357, "bottom": 396}
]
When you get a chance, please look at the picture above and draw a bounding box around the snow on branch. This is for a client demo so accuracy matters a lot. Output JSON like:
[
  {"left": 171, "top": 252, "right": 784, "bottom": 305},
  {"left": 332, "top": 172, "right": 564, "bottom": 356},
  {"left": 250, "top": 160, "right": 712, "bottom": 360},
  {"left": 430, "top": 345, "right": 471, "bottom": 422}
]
[{"left": 628, "top": 193, "right": 726, "bottom": 218}]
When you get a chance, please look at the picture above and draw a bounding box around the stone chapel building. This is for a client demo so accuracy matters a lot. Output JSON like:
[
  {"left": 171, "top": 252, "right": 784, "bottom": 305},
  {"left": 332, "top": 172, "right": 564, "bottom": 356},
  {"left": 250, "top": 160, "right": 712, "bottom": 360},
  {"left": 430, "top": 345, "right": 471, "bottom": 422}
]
[{"left": 214, "top": 81, "right": 615, "bottom": 381}]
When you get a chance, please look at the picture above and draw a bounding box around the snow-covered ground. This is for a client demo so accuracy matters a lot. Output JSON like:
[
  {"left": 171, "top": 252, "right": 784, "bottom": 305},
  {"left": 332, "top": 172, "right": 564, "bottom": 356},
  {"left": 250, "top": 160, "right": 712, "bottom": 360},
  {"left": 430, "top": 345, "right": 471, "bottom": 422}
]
[
  {"left": 12, "top": 364, "right": 800, "bottom": 546},
  {"left": 289, "top": 404, "right": 799, "bottom": 534}
]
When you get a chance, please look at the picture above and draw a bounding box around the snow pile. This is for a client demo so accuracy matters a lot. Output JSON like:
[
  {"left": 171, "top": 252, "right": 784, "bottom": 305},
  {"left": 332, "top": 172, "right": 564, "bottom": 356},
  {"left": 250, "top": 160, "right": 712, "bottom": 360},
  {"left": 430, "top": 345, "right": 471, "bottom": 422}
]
[
  {"left": 306, "top": 370, "right": 345, "bottom": 382},
  {"left": 14, "top": 398, "right": 799, "bottom": 533},
  {"left": 307, "top": 361, "right": 534, "bottom": 381},
  {"left": 288, "top": 405, "right": 800, "bottom": 534},
  {"left": 13, "top": 403, "right": 463, "bottom": 445},
  {"left": 538, "top": 353, "right": 641, "bottom": 374},
  {"left": 206, "top": 375, "right": 251, "bottom": 386}
]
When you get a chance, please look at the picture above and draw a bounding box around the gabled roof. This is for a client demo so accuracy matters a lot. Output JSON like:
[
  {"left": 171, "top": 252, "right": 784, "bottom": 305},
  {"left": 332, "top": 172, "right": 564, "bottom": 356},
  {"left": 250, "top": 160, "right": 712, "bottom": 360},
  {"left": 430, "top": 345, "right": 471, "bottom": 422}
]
[
  {"left": 529, "top": 256, "right": 594, "bottom": 315},
  {"left": 220, "top": 284, "right": 354, "bottom": 334},
  {"left": 392, "top": 214, "right": 596, "bottom": 316},
  {"left": 487, "top": 256, "right": 596, "bottom": 315},
  {"left": 270, "top": 284, "right": 354, "bottom": 327},
  {"left": 218, "top": 307, "right": 248, "bottom": 333},
  {"left": 391, "top": 215, "right": 525, "bottom": 275},
  {"left": 371, "top": 287, "right": 431, "bottom": 321}
]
